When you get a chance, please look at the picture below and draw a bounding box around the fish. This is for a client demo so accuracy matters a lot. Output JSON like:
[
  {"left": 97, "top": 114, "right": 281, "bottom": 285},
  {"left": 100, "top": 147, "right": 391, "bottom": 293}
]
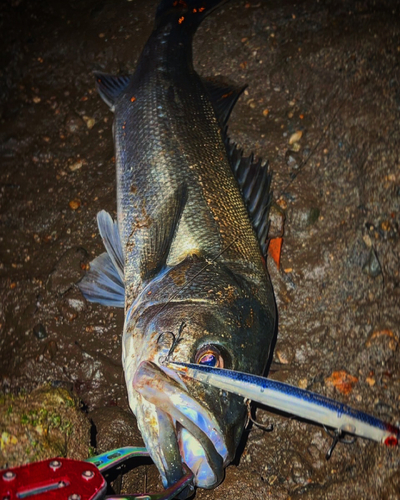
[{"left": 78, "top": 0, "right": 275, "bottom": 495}]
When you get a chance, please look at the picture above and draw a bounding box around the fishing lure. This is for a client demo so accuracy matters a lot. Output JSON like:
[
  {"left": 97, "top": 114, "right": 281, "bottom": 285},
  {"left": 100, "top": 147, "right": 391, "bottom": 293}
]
[{"left": 167, "top": 361, "right": 399, "bottom": 454}]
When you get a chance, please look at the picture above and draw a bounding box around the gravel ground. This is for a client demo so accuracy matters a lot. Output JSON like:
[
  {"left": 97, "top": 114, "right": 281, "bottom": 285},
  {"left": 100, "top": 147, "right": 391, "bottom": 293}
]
[{"left": 1, "top": 0, "right": 399, "bottom": 498}]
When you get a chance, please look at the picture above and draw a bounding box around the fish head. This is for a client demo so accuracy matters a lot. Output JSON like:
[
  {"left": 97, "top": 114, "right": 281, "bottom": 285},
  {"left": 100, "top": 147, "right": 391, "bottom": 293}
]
[{"left": 122, "top": 264, "right": 274, "bottom": 493}]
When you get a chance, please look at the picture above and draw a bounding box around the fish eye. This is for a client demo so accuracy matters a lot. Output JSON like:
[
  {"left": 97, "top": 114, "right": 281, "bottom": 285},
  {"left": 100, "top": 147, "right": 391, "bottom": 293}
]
[{"left": 195, "top": 345, "right": 224, "bottom": 368}]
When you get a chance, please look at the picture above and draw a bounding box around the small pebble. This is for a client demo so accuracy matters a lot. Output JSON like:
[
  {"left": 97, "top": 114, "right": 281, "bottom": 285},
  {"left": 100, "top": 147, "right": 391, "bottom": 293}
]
[
  {"left": 286, "top": 154, "right": 298, "bottom": 168},
  {"left": 45, "top": 340, "right": 58, "bottom": 360},
  {"left": 362, "top": 248, "right": 381, "bottom": 278},
  {"left": 83, "top": 116, "right": 96, "bottom": 130},
  {"left": 69, "top": 199, "right": 81, "bottom": 210},
  {"left": 33, "top": 323, "right": 47, "bottom": 340},
  {"left": 275, "top": 349, "right": 292, "bottom": 364},
  {"left": 65, "top": 114, "right": 85, "bottom": 133},
  {"left": 69, "top": 160, "right": 83, "bottom": 172},
  {"left": 289, "top": 130, "right": 303, "bottom": 144},
  {"left": 363, "top": 234, "right": 372, "bottom": 247},
  {"left": 276, "top": 198, "right": 288, "bottom": 210},
  {"left": 298, "top": 378, "right": 308, "bottom": 389},
  {"left": 366, "top": 376, "right": 376, "bottom": 387}
]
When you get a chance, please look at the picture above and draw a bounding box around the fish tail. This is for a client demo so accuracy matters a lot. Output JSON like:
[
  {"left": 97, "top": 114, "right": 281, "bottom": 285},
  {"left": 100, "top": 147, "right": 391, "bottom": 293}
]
[{"left": 155, "top": 0, "right": 226, "bottom": 31}]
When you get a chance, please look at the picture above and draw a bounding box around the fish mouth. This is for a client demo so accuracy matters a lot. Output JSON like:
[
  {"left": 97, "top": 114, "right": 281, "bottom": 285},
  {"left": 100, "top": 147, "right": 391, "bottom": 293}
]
[{"left": 132, "top": 360, "right": 229, "bottom": 491}]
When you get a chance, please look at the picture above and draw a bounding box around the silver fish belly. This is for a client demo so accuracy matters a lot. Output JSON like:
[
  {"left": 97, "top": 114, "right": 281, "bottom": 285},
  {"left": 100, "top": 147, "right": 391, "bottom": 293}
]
[{"left": 79, "top": 0, "right": 275, "bottom": 493}]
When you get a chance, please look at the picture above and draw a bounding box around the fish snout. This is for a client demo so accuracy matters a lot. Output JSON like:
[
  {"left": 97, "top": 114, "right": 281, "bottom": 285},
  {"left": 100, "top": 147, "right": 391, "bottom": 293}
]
[{"left": 132, "top": 360, "right": 229, "bottom": 489}]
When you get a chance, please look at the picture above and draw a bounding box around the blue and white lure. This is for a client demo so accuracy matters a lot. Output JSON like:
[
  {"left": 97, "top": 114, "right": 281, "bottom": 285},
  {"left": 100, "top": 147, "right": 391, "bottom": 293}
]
[{"left": 168, "top": 361, "right": 399, "bottom": 452}]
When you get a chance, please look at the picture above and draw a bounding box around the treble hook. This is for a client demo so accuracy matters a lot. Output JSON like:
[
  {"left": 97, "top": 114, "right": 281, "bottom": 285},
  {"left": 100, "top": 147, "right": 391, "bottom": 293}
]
[
  {"left": 244, "top": 398, "right": 273, "bottom": 432},
  {"left": 324, "top": 426, "right": 357, "bottom": 460},
  {"left": 158, "top": 322, "right": 186, "bottom": 364}
]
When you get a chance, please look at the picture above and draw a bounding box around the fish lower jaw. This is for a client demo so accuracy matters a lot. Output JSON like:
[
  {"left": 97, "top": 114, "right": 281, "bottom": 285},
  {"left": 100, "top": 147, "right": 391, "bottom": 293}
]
[
  {"left": 130, "top": 396, "right": 226, "bottom": 490},
  {"left": 178, "top": 427, "right": 225, "bottom": 489},
  {"left": 130, "top": 360, "right": 229, "bottom": 490}
]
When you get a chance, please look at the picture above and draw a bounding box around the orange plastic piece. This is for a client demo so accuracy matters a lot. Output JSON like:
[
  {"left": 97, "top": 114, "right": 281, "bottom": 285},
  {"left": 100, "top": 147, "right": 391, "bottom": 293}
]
[{"left": 268, "top": 237, "right": 283, "bottom": 269}]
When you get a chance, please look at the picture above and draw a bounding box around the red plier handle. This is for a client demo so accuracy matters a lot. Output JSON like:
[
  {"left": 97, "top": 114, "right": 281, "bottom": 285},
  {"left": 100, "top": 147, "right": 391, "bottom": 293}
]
[{"left": 0, "top": 447, "right": 194, "bottom": 500}]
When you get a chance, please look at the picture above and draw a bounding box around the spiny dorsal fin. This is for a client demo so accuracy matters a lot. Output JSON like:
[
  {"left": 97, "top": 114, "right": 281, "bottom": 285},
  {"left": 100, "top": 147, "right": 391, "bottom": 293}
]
[
  {"left": 226, "top": 138, "right": 272, "bottom": 256},
  {"left": 202, "top": 77, "right": 247, "bottom": 126},
  {"left": 94, "top": 72, "right": 131, "bottom": 111}
]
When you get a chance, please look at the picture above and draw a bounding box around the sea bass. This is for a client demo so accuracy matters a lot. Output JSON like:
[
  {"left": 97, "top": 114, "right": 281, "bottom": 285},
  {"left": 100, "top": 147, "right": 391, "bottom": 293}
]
[{"left": 79, "top": 0, "right": 275, "bottom": 493}]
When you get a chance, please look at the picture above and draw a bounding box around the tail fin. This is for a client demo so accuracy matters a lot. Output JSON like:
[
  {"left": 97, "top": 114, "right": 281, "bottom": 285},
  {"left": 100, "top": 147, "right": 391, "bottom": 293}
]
[{"left": 155, "top": 0, "right": 226, "bottom": 30}]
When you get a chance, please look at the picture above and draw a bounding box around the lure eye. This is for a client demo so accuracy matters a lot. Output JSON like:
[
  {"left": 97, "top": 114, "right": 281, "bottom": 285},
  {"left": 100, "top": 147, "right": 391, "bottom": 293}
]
[{"left": 195, "top": 345, "right": 224, "bottom": 368}]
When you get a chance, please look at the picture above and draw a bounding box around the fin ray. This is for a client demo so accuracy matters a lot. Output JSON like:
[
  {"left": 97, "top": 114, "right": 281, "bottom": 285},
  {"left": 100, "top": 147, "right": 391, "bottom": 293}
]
[
  {"left": 140, "top": 184, "right": 188, "bottom": 281},
  {"left": 226, "top": 138, "right": 272, "bottom": 256},
  {"left": 94, "top": 72, "right": 131, "bottom": 110},
  {"left": 202, "top": 77, "right": 247, "bottom": 126},
  {"left": 78, "top": 252, "right": 125, "bottom": 307},
  {"left": 97, "top": 210, "right": 124, "bottom": 280}
]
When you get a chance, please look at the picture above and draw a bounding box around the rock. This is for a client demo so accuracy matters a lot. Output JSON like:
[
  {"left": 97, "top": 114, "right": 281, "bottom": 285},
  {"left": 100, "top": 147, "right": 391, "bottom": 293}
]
[
  {"left": 69, "top": 198, "right": 81, "bottom": 210},
  {"left": 60, "top": 289, "right": 87, "bottom": 321},
  {"left": 69, "top": 159, "right": 84, "bottom": 172},
  {"left": 0, "top": 385, "right": 91, "bottom": 467},
  {"left": 362, "top": 248, "right": 382, "bottom": 278},
  {"left": 89, "top": 407, "right": 143, "bottom": 453},
  {"left": 65, "top": 114, "right": 85, "bottom": 134},
  {"left": 289, "top": 130, "right": 303, "bottom": 145},
  {"left": 47, "top": 247, "right": 88, "bottom": 295},
  {"left": 33, "top": 323, "right": 47, "bottom": 339},
  {"left": 44, "top": 340, "right": 58, "bottom": 360},
  {"left": 285, "top": 150, "right": 300, "bottom": 169}
]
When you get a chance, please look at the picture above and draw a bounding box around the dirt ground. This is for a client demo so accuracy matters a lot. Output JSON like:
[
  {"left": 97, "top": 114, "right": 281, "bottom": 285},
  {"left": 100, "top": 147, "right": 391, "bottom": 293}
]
[{"left": 1, "top": 0, "right": 399, "bottom": 498}]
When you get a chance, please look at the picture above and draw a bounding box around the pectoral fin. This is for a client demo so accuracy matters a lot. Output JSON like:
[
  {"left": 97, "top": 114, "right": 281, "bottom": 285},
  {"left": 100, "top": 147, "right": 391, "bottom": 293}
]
[
  {"left": 78, "top": 211, "right": 125, "bottom": 307},
  {"left": 78, "top": 252, "right": 124, "bottom": 307},
  {"left": 97, "top": 210, "right": 124, "bottom": 280},
  {"left": 138, "top": 183, "right": 188, "bottom": 282}
]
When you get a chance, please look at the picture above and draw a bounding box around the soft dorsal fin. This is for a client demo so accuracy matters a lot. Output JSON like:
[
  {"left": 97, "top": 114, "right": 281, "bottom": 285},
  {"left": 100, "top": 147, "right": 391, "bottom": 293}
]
[
  {"left": 202, "top": 77, "right": 247, "bottom": 126},
  {"left": 226, "top": 139, "right": 272, "bottom": 256},
  {"left": 93, "top": 72, "right": 131, "bottom": 110}
]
